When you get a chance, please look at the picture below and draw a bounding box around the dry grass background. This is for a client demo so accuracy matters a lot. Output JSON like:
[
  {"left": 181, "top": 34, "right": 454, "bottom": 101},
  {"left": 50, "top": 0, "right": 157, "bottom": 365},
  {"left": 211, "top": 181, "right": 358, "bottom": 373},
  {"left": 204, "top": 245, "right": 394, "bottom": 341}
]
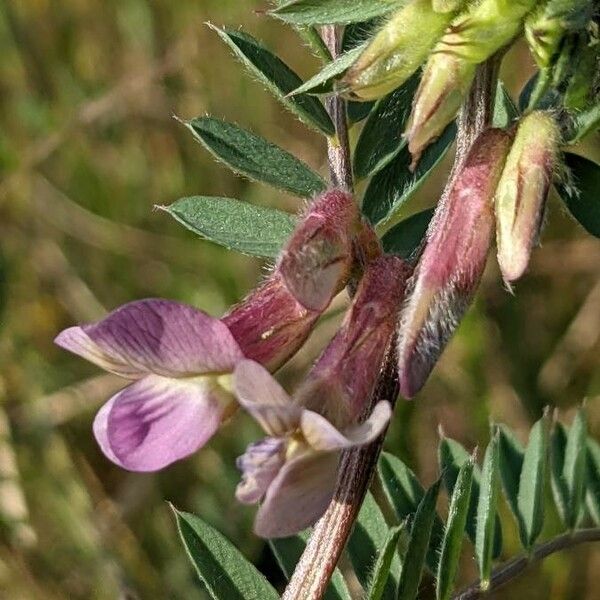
[{"left": 0, "top": 1, "right": 598, "bottom": 598}]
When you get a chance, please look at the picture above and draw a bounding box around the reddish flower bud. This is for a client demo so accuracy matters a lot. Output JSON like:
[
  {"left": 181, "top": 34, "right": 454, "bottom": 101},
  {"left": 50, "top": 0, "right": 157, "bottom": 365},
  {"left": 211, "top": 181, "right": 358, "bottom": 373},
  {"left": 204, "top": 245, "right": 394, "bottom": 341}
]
[
  {"left": 298, "top": 255, "right": 411, "bottom": 423},
  {"left": 224, "top": 189, "right": 360, "bottom": 371},
  {"left": 495, "top": 111, "right": 560, "bottom": 283},
  {"left": 278, "top": 189, "right": 359, "bottom": 312},
  {"left": 397, "top": 129, "right": 512, "bottom": 397}
]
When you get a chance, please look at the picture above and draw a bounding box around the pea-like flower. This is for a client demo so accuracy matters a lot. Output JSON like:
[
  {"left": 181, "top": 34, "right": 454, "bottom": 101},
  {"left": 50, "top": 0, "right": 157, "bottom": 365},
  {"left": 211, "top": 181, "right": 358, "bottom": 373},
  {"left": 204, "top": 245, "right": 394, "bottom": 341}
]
[
  {"left": 234, "top": 256, "right": 409, "bottom": 537},
  {"left": 55, "top": 189, "right": 362, "bottom": 471},
  {"left": 397, "top": 128, "right": 512, "bottom": 398},
  {"left": 495, "top": 111, "right": 560, "bottom": 283}
]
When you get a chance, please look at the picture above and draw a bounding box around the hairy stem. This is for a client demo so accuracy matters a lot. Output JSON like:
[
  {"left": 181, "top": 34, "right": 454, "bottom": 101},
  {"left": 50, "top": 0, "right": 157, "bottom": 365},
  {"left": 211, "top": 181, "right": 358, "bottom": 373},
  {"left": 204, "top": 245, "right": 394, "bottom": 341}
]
[
  {"left": 453, "top": 528, "right": 600, "bottom": 599},
  {"left": 321, "top": 25, "right": 353, "bottom": 191},
  {"left": 282, "top": 53, "right": 500, "bottom": 600}
]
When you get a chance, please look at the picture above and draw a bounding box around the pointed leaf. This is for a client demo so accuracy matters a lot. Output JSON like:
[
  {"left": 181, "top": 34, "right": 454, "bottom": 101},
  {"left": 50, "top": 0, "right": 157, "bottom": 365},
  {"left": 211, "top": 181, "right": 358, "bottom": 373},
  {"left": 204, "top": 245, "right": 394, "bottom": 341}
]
[
  {"left": 348, "top": 493, "right": 401, "bottom": 599},
  {"left": 173, "top": 508, "right": 279, "bottom": 600},
  {"left": 354, "top": 74, "right": 420, "bottom": 179},
  {"left": 270, "top": 533, "right": 352, "bottom": 600},
  {"left": 271, "top": 0, "right": 403, "bottom": 25},
  {"left": 211, "top": 26, "right": 334, "bottom": 135},
  {"left": 550, "top": 422, "right": 569, "bottom": 527},
  {"left": 362, "top": 122, "right": 456, "bottom": 225},
  {"left": 517, "top": 417, "right": 548, "bottom": 548},
  {"left": 439, "top": 436, "right": 503, "bottom": 559},
  {"left": 586, "top": 438, "right": 600, "bottom": 525},
  {"left": 497, "top": 425, "right": 524, "bottom": 527},
  {"left": 563, "top": 410, "right": 588, "bottom": 529},
  {"left": 367, "top": 525, "right": 405, "bottom": 600},
  {"left": 397, "top": 479, "right": 441, "bottom": 600},
  {"left": 556, "top": 153, "right": 600, "bottom": 238},
  {"left": 378, "top": 451, "right": 443, "bottom": 572},
  {"left": 492, "top": 81, "right": 519, "bottom": 128},
  {"left": 381, "top": 208, "right": 433, "bottom": 261},
  {"left": 567, "top": 103, "right": 600, "bottom": 143},
  {"left": 475, "top": 432, "right": 501, "bottom": 588},
  {"left": 186, "top": 117, "right": 325, "bottom": 197},
  {"left": 161, "top": 196, "right": 296, "bottom": 258},
  {"left": 348, "top": 100, "right": 375, "bottom": 123},
  {"left": 436, "top": 459, "right": 474, "bottom": 600},
  {"left": 290, "top": 44, "right": 365, "bottom": 95}
]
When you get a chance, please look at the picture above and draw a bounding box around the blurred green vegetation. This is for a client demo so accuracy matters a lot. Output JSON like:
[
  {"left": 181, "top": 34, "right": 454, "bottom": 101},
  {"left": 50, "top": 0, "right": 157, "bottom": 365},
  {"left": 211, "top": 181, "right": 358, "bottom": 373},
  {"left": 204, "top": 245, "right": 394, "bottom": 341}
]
[{"left": 0, "top": 1, "right": 598, "bottom": 598}]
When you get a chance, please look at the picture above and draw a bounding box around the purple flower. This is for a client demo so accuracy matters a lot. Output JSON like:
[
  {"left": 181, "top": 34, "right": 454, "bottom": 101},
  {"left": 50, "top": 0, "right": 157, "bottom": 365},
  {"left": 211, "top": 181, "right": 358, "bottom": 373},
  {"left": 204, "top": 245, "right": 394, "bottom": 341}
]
[
  {"left": 397, "top": 128, "right": 512, "bottom": 398},
  {"left": 55, "top": 299, "right": 243, "bottom": 472},
  {"left": 233, "top": 359, "right": 392, "bottom": 538},
  {"left": 233, "top": 256, "right": 409, "bottom": 537}
]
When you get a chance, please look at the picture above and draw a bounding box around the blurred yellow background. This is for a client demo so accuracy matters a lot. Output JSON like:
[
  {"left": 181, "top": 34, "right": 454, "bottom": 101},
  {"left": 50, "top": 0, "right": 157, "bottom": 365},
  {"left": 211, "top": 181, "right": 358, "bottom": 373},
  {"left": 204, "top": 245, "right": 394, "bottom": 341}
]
[{"left": 0, "top": 1, "right": 598, "bottom": 598}]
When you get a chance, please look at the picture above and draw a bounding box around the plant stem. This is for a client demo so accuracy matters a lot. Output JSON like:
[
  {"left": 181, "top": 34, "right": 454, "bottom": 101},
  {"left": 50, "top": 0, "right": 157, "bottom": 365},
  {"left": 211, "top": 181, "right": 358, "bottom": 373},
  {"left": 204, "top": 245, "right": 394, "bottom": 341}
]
[
  {"left": 282, "top": 52, "right": 501, "bottom": 600},
  {"left": 453, "top": 528, "right": 600, "bottom": 600},
  {"left": 321, "top": 25, "right": 353, "bottom": 191}
]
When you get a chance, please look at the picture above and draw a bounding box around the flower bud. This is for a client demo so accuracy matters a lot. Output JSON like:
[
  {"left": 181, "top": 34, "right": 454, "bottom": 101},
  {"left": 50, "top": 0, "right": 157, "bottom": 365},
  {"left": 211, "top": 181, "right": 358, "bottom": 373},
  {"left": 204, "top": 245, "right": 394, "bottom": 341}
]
[
  {"left": 297, "top": 255, "right": 411, "bottom": 423},
  {"left": 397, "top": 129, "right": 512, "bottom": 397},
  {"left": 406, "top": 0, "right": 538, "bottom": 163},
  {"left": 277, "top": 189, "right": 359, "bottom": 312},
  {"left": 342, "top": 0, "right": 455, "bottom": 101},
  {"left": 224, "top": 189, "right": 360, "bottom": 371},
  {"left": 495, "top": 112, "right": 560, "bottom": 283}
]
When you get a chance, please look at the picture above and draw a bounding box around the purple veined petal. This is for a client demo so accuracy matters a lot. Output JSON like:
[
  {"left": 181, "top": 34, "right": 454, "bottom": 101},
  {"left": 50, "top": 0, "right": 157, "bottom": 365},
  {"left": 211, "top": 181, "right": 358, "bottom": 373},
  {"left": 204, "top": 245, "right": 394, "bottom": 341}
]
[
  {"left": 56, "top": 299, "right": 243, "bottom": 378},
  {"left": 235, "top": 437, "right": 286, "bottom": 504},
  {"left": 233, "top": 359, "right": 301, "bottom": 436},
  {"left": 93, "top": 395, "right": 122, "bottom": 466},
  {"left": 102, "top": 373, "right": 229, "bottom": 472},
  {"left": 254, "top": 451, "right": 339, "bottom": 538},
  {"left": 300, "top": 401, "right": 392, "bottom": 452}
]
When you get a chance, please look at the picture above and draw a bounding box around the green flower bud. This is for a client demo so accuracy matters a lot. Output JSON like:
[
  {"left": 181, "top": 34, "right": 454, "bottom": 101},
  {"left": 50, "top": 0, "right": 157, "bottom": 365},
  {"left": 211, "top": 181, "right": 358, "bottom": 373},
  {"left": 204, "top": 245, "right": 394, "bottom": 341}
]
[
  {"left": 343, "top": 0, "right": 455, "bottom": 101},
  {"left": 525, "top": 0, "right": 593, "bottom": 69},
  {"left": 495, "top": 112, "right": 560, "bottom": 283},
  {"left": 406, "top": 0, "right": 538, "bottom": 163}
]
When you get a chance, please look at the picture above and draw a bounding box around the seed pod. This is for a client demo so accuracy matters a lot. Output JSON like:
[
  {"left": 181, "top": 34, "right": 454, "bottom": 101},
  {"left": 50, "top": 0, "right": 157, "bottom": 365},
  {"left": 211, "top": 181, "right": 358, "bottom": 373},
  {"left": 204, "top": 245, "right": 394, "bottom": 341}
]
[
  {"left": 433, "top": 0, "right": 466, "bottom": 13},
  {"left": 343, "top": 0, "right": 456, "bottom": 101},
  {"left": 406, "top": 0, "right": 538, "bottom": 163},
  {"left": 397, "top": 129, "right": 512, "bottom": 398},
  {"left": 495, "top": 112, "right": 560, "bottom": 283}
]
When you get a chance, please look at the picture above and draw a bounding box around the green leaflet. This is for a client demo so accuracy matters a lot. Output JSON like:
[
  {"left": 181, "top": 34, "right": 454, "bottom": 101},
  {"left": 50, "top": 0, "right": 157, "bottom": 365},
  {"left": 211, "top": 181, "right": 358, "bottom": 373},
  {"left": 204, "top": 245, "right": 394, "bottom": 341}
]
[
  {"left": 475, "top": 432, "right": 501, "bottom": 588},
  {"left": 211, "top": 26, "right": 334, "bottom": 135},
  {"left": 517, "top": 416, "right": 548, "bottom": 548},
  {"left": 550, "top": 422, "right": 569, "bottom": 528},
  {"left": 362, "top": 122, "right": 456, "bottom": 225},
  {"left": 497, "top": 425, "right": 525, "bottom": 529},
  {"left": 436, "top": 459, "right": 474, "bottom": 600},
  {"left": 563, "top": 410, "right": 588, "bottom": 529},
  {"left": 567, "top": 103, "right": 600, "bottom": 143},
  {"left": 271, "top": 0, "right": 404, "bottom": 25},
  {"left": 377, "top": 451, "right": 443, "bottom": 572},
  {"left": 161, "top": 196, "right": 296, "bottom": 258},
  {"left": 186, "top": 117, "right": 326, "bottom": 198},
  {"left": 492, "top": 81, "right": 519, "bottom": 129},
  {"left": 173, "top": 508, "right": 279, "bottom": 600},
  {"left": 381, "top": 208, "right": 433, "bottom": 261},
  {"left": 366, "top": 525, "right": 405, "bottom": 600},
  {"left": 438, "top": 436, "right": 502, "bottom": 559},
  {"left": 586, "top": 438, "right": 600, "bottom": 525},
  {"left": 269, "top": 533, "right": 352, "bottom": 600},
  {"left": 348, "top": 493, "right": 401, "bottom": 599},
  {"left": 397, "top": 479, "right": 442, "bottom": 600},
  {"left": 290, "top": 44, "right": 366, "bottom": 95},
  {"left": 556, "top": 153, "right": 600, "bottom": 238},
  {"left": 354, "top": 74, "right": 420, "bottom": 179}
]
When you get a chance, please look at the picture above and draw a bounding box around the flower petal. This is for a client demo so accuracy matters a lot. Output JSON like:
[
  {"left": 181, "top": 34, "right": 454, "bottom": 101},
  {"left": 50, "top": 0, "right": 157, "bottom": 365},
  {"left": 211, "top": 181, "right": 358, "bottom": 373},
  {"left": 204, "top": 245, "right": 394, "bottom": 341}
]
[
  {"left": 254, "top": 451, "right": 339, "bottom": 538},
  {"left": 102, "top": 374, "right": 228, "bottom": 471},
  {"left": 236, "top": 437, "right": 286, "bottom": 504},
  {"left": 55, "top": 299, "right": 243, "bottom": 378},
  {"left": 233, "top": 359, "right": 300, "bottom": 436},
  {"left": 301, "top": 401, "right": 392, "bottom": 451}
]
